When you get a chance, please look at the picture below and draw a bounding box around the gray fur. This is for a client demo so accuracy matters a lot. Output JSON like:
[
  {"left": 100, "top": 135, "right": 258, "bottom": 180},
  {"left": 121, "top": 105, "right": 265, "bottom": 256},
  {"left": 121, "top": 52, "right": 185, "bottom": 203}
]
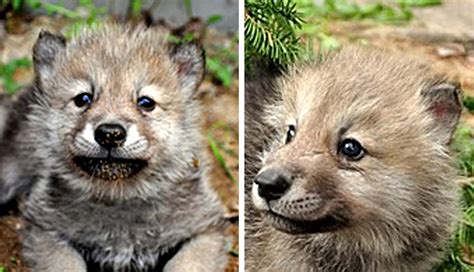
[
  {"left": 0, "top": 24, "right": 227, "bottom": 271},
  {"left": 245, "top": 47, "right": 461, "bottom": 271},
  {"left": 0, "top": 94, "right": 8, "bottom": 141}
]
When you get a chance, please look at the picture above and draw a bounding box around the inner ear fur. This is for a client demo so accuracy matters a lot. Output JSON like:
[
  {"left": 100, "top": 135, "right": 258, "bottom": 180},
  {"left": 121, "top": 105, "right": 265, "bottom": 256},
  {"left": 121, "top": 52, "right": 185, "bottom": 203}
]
[
  {"left": 421, "top": 82, "right": 462, "bottom": 145},
  {"left": 169, "top": 41, "right": 205, "bottom": 93},
  {"left": 33, "top": 30, "right": 67, "bottom": 80}
]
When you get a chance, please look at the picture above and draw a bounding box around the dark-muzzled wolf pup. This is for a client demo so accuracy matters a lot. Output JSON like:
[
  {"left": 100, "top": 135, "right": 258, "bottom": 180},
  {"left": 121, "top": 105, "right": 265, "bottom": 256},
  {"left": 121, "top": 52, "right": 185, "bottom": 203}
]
[{"left": 0, "top": 24, "right": 228, "bottom": 271}]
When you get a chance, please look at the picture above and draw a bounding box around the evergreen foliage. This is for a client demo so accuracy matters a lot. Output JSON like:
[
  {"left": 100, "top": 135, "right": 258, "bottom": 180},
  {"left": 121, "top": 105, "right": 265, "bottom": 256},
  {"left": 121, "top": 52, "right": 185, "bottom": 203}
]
[{"left": 245, "top": 0, "right": 304, "bottom": 66}]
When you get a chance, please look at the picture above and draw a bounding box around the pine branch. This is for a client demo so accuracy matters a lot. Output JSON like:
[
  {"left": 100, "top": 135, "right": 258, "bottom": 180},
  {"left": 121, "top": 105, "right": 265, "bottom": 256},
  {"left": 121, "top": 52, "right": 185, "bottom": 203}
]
[{"left": 245, "top": 0, "right": 304, "bottom": 66}]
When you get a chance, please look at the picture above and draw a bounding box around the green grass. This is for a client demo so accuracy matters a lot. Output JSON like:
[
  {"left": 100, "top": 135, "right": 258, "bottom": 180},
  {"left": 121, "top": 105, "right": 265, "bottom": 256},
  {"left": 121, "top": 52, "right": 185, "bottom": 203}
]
[
  {"left": 208, "top": 133, "right": 237, "bottom": 186},
  {"left": 397, "top": 0, "right": 442, "bottom": 7},
  {"left": 229, "top": 247, "right": 239, "bottom": 257},
  {"left": 206, "top": 37, "right": 238, "bottom": 89},
  {"left": 0, "top": 58, "right": 32, "bottom": 95},
  {"left": 463, "top": 96, "right": 474, "bottom": 114},
  {"left": 208, "top": 123, "right": 238, "bottom": 186},
  {"left": 292, "top": 0, "right": 443, "bottom": 58},
  {"left": 206, "top": 57, "right": 234, "bottom": 89},
  {"left": 299, "top": 0, "right": 413, "bottom": 23},
  {"left": 206, "top": 15, "right": 223, "bottom": 25},
  {"left": 452, "top": 125, "right": 474, "bottom": 177},
  {"left": 4, "top": 0, "right": 107, "bottom": 38},
  {"left": 435, "top": 124, "right": 474, "bottom": 271}
]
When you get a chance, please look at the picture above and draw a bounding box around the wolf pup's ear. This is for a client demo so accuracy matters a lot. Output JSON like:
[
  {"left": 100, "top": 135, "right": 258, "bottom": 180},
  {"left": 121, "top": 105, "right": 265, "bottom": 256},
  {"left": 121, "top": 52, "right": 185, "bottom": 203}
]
[
  {"left": 422, "top": 82, "right": 462, "bottom": 145},
  {"left": 33, "top": 30, "right": 66, "bottom": 81},
  {"left": 169, "top": 42, "right": 205, "bottom": 93}
]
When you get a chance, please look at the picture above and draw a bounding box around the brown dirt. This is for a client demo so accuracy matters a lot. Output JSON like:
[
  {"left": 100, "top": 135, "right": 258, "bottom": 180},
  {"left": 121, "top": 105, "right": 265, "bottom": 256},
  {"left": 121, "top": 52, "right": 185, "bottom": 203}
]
[{"left": 0, "top": 212, "right": 25, "bottom": 271}]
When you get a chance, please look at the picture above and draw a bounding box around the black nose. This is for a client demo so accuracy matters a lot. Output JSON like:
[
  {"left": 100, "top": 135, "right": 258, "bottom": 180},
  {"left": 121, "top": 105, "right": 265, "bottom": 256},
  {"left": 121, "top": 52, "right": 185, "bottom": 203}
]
[
  {"left": 94, "top": 124, "right": 127, "bottom": 149},
  {"left": 254, "top": 169, "right": 290, "bottom": 201}
]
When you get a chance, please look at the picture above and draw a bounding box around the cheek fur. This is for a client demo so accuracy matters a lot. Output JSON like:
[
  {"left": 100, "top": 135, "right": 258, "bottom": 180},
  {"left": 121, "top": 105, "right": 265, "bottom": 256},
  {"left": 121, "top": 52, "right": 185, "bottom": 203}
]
[
  {"left": 340, "top": 166, "right": 420, "bottom": 221},
  {"left": 146, "top": 117, "right": 182, "bottom": 151}
]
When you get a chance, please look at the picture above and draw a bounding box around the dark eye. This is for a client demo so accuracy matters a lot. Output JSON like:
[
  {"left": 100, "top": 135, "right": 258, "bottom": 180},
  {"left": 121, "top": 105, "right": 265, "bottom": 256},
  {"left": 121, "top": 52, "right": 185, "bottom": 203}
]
[
  {"left": 339, "top": 138, "right": 364, "bottom": 160},
  {"left": 285, "top": 125, "right": 296, "bottom": 144},
  {"left": 137, "top": 96, "right": 156, "bottom": 111},
  {"left": 74, "top": 93, "right": 93, "bottom": 108}
]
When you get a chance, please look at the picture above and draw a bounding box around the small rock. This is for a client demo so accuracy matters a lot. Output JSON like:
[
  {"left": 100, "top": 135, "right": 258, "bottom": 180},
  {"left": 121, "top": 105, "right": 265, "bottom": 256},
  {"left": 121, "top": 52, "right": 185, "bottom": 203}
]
[
  {"left": 435, "top": 43, "right": 466, "bottom": 58},
  {"left": 466, "top": 50, "right": 474, "bottom": 65},
  {"left": 197, "top": 80, "right": 217, "bottom": 98}
]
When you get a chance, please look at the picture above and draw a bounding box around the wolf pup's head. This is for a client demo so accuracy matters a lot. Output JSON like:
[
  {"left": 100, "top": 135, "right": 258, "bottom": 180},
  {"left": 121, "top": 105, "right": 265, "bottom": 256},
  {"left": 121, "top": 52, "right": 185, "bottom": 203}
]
[
  {"left": 252, "top": 47, "right": 461, "bottom": 252},
  {"left": 29, "top": 25, "right": 205, "bottom": 198}
]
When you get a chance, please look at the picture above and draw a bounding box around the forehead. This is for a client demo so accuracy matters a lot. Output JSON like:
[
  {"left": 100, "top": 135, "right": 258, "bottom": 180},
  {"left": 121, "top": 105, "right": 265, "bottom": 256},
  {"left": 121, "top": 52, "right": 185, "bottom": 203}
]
[
  {"left": 54, "top": 28, "right": 177, "bottom": 90},
  {"left": 275, "top": 49, "right": 441, "bottom": 143}
]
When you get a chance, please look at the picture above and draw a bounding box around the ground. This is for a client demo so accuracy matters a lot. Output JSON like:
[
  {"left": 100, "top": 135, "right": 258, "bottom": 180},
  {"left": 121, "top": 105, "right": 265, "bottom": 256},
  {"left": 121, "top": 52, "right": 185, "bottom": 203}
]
[{"left": 0, "top": 14, "right": 239, "bottom": 272}]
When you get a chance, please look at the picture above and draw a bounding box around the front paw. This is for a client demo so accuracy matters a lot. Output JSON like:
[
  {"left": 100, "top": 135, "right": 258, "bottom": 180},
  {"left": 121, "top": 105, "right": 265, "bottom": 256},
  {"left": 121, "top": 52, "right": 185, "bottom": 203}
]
[{"left": 163, "top": 233, "right": 228, "bottom": 272}]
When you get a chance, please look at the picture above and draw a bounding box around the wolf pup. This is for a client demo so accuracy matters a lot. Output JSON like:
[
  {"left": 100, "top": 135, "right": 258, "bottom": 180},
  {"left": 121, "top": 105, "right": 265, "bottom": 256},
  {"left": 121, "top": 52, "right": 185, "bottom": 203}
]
[
  {"left": 0, "top": 24, "right": 228, "bottom": 271},
  {"left": 245, "top": 47, "right": 462, "bottom": 271}
]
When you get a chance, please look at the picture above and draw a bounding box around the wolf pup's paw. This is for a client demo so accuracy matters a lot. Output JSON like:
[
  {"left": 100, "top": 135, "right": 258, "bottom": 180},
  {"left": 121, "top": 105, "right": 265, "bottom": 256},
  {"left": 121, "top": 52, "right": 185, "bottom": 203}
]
[{"left": 164, "top": 232, "right": 228, "bottom": 272}]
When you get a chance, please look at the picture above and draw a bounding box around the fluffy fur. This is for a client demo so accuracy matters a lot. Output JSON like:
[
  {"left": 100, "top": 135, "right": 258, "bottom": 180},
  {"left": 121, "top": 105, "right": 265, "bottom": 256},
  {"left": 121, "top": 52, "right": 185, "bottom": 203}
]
[
  {"left": 0, "top": 24, "right": 227, "bottom": 271},
  {"left": 0, "top": 94, "right": 8, "bottom": 141},
  {"left": 245, "top": 47, "right": 462, "bottom": 271}
]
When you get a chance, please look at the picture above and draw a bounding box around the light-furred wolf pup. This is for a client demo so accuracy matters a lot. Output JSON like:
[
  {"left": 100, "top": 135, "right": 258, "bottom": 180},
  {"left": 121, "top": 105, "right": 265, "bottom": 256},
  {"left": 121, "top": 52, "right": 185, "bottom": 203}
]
[
  {"left": 245, "top": 47, "right": 462, "bottom": 271},
  {"left": 0, "top": 24, "right": 228, "bottom": 271}
]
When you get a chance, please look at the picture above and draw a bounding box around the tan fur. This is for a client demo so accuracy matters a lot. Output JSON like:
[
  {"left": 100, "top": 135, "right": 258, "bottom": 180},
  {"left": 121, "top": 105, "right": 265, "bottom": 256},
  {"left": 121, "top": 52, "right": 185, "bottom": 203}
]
[{"left": 245, "top": 47, "right": 461, "bottom": 271}]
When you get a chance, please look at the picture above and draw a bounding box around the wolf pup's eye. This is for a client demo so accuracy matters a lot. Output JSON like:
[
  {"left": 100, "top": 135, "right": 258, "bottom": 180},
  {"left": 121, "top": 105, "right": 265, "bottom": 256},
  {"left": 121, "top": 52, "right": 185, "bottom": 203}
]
[
  {"left": 340, "top": 138, "right": 364, "bottom": 160},
  {"left": 137, "top": 96, "right": 156, "bottom": 112},
  {"left": 285, "top": 125, "right": 296, "bottom": 144},
  {"left": 74, "top": 93, "right": 93, "bottom": 108}
]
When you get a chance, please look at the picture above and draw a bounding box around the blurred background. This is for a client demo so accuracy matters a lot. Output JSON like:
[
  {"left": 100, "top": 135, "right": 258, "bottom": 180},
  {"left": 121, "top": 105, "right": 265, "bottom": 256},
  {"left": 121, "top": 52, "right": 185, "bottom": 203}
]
[
  {"left": 8, "top": 0, "right": 238, "bottom": 31},
  {"left": 0, "top": 1, "right": 238, "bottom": 271}
]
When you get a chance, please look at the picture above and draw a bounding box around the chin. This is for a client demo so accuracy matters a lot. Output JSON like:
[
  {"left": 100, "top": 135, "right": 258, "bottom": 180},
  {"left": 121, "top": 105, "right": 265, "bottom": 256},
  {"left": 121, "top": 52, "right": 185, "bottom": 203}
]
[
  {"left": 72, "top": 156, "right": 148, "bottom": 181},
  {"left": 263, "top": 210, "right": 350, "bottom": 234}
]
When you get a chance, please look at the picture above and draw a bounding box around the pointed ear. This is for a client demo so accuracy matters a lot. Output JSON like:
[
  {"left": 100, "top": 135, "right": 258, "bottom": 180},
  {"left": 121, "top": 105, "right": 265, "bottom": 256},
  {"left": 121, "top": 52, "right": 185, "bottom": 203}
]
[
  {"left": 169, "top": 42, "right": 205, "bottom": 92},
  {"left": 33, "top": 30, "right": 66, "bottom": 81},
  {"left": 422, "top": 82, "right": 462, "bottom": 145}
]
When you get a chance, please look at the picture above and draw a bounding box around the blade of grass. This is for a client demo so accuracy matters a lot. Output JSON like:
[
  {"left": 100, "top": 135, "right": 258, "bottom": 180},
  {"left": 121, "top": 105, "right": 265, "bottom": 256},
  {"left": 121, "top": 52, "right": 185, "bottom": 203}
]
[
  {"left": 183, "top": 0, "right": 192, "bottom": 19},
  {"left": 229, "top": 247, "right": 239, "bottom": 257},
  {"left": 208, "top": 122, "right": 238, "bottom": 158},
  {"left": 208, "top": 133, "right": 237, "bottom": 186}
]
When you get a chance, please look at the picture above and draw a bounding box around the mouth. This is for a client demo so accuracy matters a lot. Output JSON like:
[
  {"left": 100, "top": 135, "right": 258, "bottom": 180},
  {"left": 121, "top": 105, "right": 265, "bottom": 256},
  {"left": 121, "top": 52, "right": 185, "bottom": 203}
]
[
  {"left": 263, "top": 210, "right": 349, "bottom": 234},
  {"left": 73, "top": 156, "right": 148, "bottom": 181}
]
